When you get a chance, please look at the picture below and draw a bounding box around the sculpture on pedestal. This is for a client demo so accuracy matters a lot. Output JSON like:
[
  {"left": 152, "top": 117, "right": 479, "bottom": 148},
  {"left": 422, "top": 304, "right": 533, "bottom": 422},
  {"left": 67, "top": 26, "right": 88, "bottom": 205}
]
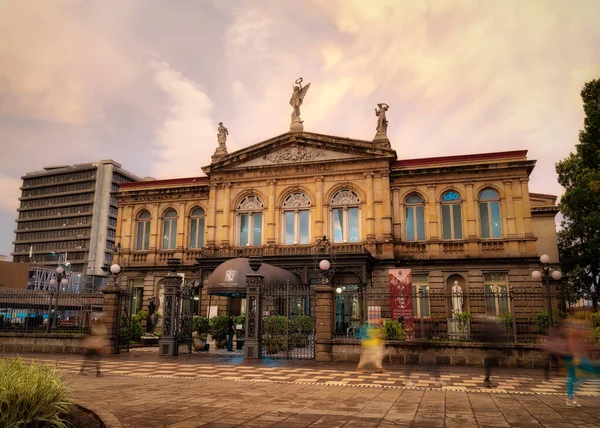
[
  {"left": 375, "top": 103, "right": 389, "bottom": 137},
  {"left": 216, "top": 122, "right": 229, "bottom": 154},
  {"left": 146, "top": 296, "right": 157, "bottom": 335},
  {"left": 451, "top": 280, "right": 463, "bottom": 317},
  {"left": 289, "top": 77, "right": 311, "bottom": 131}
]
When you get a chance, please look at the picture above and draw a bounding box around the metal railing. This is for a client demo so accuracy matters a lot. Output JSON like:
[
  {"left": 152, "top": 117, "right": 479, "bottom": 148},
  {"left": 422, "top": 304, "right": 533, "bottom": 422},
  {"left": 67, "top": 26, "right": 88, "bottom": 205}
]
[
  {"left": 0, "top": 289, "right": 103, "bottom": 334},
  {"left": 332, "top": 288, "right": 585, "bottom": 344}
]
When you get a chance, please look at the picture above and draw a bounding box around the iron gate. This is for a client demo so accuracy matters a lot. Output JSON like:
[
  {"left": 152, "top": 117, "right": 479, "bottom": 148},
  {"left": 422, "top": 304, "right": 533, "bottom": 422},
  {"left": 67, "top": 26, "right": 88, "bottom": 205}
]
[
  {"left": 115, "top": 289, "right": 132, "bottom": 353},
  {"left": 261, "top": 282, "right": 315, "bottom": 360},
  {"left": 176, "top": 280, "right": 194, "bottom": 353}
]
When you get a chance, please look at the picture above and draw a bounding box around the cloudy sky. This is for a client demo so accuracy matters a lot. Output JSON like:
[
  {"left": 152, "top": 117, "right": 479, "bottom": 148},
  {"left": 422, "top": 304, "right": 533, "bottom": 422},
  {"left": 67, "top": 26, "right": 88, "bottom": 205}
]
[{"left": 1, "top": 0, "right": 599, "bottom": 258}]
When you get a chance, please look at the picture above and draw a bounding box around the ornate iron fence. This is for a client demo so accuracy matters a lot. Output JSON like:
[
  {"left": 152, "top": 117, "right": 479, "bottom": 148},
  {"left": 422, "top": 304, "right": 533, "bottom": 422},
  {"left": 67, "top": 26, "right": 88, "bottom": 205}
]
[
  {"left": 332, "top": 288, "right": 585, "bottom": 344},
  {"left": 0, "top": 289, "right": 103, "bottom": 334}
]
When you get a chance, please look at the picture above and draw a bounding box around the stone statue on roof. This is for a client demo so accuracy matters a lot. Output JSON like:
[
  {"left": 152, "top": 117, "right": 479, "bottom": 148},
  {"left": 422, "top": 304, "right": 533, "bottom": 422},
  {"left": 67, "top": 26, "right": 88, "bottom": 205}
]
[
  {"left": 375, "top": 103, "right": 389, "bottom": 136},
  {"left": 217, "top": 122, "right": 228, "bottom": 152},
  {"left": 290, "top": 77, "right": 311, "bottom": 132}
]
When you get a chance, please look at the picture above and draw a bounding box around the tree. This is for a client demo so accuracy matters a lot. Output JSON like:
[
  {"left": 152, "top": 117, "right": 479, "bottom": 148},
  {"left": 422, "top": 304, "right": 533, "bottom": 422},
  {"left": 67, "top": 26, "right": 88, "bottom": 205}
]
[{"left": 556, "top": 78, "right": 600, "bottom": 306}]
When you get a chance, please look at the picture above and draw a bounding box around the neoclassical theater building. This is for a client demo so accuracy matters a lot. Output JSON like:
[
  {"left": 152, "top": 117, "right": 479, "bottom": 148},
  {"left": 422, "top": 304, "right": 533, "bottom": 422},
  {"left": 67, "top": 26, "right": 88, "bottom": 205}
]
[{"left": 114, "top": 98, "right": 559, "bottom": 332}]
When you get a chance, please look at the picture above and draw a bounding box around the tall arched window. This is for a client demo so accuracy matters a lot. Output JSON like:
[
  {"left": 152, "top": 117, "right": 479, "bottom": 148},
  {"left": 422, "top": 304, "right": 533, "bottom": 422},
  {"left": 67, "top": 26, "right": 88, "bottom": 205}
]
[
  {"left": 162, "top": 209, "right": 178, "bottom": 250},
  {"left": 479, "top": 189, "right": 502, "bottom": 238},
  {"left": 282, "top": 192, "right": 310, "bottom": 245},
  {"left": 331, "top": 189, "right": 360, "bottom": 243},
  {"left": 441, "top": 190, "right": 462, "bottom": 240},
  {"left": 237, "top": 195, "right": 263, "bottom": 246},
  {"left": 136, "top": 210, "right": 151, "bottom": 250},
  {"left": 189, "top": 207, "right": 205, "bottom": 249},
  {"left": 405, "top": 194, "right": 425, "bottom": 241}
]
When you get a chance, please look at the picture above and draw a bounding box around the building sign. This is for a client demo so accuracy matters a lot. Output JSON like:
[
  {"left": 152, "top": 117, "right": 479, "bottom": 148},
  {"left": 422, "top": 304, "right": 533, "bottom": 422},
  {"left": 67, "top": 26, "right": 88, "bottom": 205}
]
[{"left": 389, "top": 269, "right": 414, "bottom": 339}]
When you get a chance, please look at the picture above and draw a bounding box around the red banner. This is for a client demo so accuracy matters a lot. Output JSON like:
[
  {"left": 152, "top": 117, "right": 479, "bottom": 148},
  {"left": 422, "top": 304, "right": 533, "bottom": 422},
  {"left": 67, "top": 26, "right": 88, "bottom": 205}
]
[{"left": 389, "top": 269, "right": 414, "bottom": 338}]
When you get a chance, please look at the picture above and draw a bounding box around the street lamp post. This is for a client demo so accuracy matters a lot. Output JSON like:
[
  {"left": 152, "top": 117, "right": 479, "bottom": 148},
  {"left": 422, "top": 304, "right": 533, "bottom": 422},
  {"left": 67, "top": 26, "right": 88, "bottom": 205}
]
[
  {"left": 49, "top": 265, "right": 69, "bottom": 330},
  {"left": 531, "top": 254, "right": 562, "bottom": 329}
]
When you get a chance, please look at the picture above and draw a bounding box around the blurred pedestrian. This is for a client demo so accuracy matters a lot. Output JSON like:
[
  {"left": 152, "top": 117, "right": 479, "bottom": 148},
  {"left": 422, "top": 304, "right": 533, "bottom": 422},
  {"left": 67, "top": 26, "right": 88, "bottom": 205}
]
[
  {"left": 476, "top": 315, "right": 503, "bottom": 388},
  {"left": 79, "top": 316, "right": 108, "bottom": 377},
  {"left": 357, "top": 319, "right": 384, "bottom": 373},
  {"left": 561, "top": 313, "right": 600, "bottom": 407},
  {"left": 227, "top": 314, "right": 235, "bottom": 352}
]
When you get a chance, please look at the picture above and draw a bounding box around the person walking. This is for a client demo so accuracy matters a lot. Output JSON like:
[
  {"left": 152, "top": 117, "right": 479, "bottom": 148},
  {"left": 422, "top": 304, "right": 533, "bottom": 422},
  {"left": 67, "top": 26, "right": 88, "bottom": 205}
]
[
  {"left": 79, "top": 316, "right": 108, "bottom": 377},
  {"left": 357, "top": 319, "right": 384, "bottom": 373},
  {"left": 226, "top": 314, "right": 235, "bottom": 352},
  {"left": 476, "top": 315, "right": 503, "bottom": 388}
]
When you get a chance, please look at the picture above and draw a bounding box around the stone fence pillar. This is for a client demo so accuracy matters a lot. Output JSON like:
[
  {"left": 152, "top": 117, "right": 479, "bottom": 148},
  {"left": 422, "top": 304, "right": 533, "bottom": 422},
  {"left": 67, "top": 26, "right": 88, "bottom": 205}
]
[
  {"left": 100, "top": 287, "right": 120, "bottom": 355},
  {"left": 159, "top": 259, "right": 184, "bottom": 356},
  {"left": 244, "top": 256, "right": 264, "bottom": 359},
  {"left": 315, "top": 285, "right": 334, "bottom": 361}
]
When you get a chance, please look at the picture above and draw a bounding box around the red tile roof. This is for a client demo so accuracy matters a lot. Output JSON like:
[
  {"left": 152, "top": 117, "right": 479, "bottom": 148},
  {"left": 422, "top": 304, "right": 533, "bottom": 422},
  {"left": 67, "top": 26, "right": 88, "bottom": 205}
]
[
  {"left": 119, "top": 176, "right": 208, "bottom": 189},
  {"left": 393, "top": 150, "right": 528, "bottom": 168}
]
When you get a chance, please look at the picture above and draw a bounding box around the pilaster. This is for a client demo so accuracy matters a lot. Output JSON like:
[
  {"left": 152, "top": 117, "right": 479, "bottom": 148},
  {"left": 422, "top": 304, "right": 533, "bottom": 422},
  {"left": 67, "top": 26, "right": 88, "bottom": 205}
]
[
  {"left": 221, "top": 183, "right": 232, "bottom": 248},
  {"left": 266, "top": 179, "right": 277, "bottom": 246},
  {"left": 315, "top": 285, "right": 334, "bottom": 362},
  {"left": 364, "top": 172, "right": 375, "bottom": 242}
]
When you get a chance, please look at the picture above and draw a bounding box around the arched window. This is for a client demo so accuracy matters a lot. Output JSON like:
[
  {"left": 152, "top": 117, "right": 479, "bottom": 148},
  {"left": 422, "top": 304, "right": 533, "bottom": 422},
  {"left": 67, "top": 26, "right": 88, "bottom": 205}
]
[
  {"left": 237, "top": 195, "right": 263, "bottom": 246},
  {"left": 282, "top": 192, "right": 310, "bottom": 245},
  {"left": 136, "top": 210, "right": 151, "bottom": 250},
  {"left": 405, "top": 194, "right": 425, "bottom": 241},
  {"left": 162, "top": 209, "right": 178, "bottom": 250},
  {"left": 330, "top": 190, "right": 360, "bottom": 243},
  {"left": 189, "top": 207, "right": 205, "bottom": 249},
  {"left": 441, "top": 191, "right": 462, "bottom": 240},
  {"left": 479, "top": 189, "right": 502, "bottom": 238}
]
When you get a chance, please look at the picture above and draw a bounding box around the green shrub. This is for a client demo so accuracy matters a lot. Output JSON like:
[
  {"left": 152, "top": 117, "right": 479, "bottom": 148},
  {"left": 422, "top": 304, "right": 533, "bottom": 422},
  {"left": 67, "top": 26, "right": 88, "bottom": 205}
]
[
  {"left": 193, "top": 316, "right": 210, "bottom": 337},
  {"left": 289, "top": 315, "right": 313, "bottom": 348},
  {"left": 263, "top": 315, "right": 287, "bottom": 354},
  {"left": 592, "top": 311, "right": 600, "bottom": 328},
  {"left": 455, "top": 311, "right": 471, "bottom": 334},
  {"left": 499, "top": 312, "right": 513, "bottom": 333},
  {"left": 384, "top": 319, "right": 406, "bottom": 340},
  {"left": 130, "top": 316, "right": 143, "bottom": 342},
  {"left": 535, "top": 311, "right": 549, "bottom": 335},
  {"left": 0, "top": 357, "right": 73, "bottom": 428},
  {"left": 135, "top": 310, "right": 148, "bottom": 321},
  {"left": 233, "top": 315, "right": 246, "bottom": 338},
  {"left": 209, "top": 315, "right": 229, "bottom": 348}
]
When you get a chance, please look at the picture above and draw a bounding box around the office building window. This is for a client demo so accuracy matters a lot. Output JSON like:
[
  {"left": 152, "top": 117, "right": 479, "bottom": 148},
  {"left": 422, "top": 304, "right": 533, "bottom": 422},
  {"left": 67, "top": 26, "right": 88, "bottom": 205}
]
[
  {"left": 441, "top": 190, "right": 463, "bottom": 240},
  {"left": 282, "top": 192, "right": 310, "bottom": 245},
  {"left": 331, "top": 189, "right": 360, "bottom": 243},
  {"left": 136, "top": 210, "right": 151, "bottom": 251},
  {"left": 237, "top": 196, "right": 263, "bottom": 246},
  {"left": 479, "top": 188, "right": 502, "bottom": 238},
  {"left": 405, "top": 193, "right": 425, "bottom": 241},
  {"left": 189, "top": 207, "right": 205, "bottom": 249},
  {"left": 162, "top": 209, "right": 178, "bottom": 250}
]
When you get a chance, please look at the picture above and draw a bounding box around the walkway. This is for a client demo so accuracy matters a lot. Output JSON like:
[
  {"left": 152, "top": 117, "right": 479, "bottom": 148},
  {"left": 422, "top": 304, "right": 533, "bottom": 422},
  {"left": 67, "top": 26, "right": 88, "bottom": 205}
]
[{"left": 10, "top": 351, "right": 600, "bottom": 427}]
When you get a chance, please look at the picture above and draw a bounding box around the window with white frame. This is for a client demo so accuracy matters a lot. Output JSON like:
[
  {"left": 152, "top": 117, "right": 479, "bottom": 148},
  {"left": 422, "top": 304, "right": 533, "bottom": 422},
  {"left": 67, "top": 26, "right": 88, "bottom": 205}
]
[
  {"left": 479, "top": 189, "right": 502, "bottom": 238},
  {"left": 405, "top": 193, "right": 426, "bottom": 241},
  {"left": 162, "top": 209, "right": 178, "bottom": 250},
  {"left": 237, "top": 195, "right": 263, "bottom": 246},
  {"left": 484, "top": 273, "right": 509, "bottom": 316},
  {"left": 189, "top": 207, "right": 205, "bottom": 249},
  {"left": 441, "top": 190, "right": 463, "bottom": 240},
  {"left": 136, "top": 210, "right": 151, "bottom": 250},
  {"left": 412, "top": 275, "right": 430, "bottom": 318},
  {"left": 330, "top": 189, "right": 360, "bottom": 243},
  {"left": 282, "top": 192, "right": 310, "bottom": 245}
]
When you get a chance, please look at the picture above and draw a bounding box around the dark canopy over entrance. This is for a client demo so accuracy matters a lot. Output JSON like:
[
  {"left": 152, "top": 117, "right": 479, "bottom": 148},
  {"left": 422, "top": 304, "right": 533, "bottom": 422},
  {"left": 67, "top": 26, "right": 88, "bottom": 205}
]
[{"left": 204, "top": 258, "right": 303, "bottom": 297}]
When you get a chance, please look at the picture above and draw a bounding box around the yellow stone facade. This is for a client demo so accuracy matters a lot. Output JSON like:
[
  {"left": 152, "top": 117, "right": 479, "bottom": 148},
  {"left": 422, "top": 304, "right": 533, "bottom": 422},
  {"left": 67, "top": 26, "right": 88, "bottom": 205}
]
[{"left": 114, "top": 131, "right": 559, "bottom": 318}]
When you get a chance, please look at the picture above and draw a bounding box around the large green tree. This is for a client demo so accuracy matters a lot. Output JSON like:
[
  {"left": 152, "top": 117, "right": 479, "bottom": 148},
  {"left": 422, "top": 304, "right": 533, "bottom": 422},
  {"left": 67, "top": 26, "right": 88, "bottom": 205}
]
[{"left": 556, "top": 78, "right": 600, "bottom": 305}]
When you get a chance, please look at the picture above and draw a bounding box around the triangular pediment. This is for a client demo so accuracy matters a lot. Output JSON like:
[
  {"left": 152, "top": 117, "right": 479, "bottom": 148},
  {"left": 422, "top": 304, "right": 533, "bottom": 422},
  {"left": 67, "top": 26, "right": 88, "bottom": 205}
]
[{"left": 203, "top": 131, "right": 396, "bottom": 174}]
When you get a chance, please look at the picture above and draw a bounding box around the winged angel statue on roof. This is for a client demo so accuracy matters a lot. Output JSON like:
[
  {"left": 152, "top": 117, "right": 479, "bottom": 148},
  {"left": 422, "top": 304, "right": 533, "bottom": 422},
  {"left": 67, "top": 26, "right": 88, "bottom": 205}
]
[{"left": 290, "top": 77, "right": 311, "bottom": 127}]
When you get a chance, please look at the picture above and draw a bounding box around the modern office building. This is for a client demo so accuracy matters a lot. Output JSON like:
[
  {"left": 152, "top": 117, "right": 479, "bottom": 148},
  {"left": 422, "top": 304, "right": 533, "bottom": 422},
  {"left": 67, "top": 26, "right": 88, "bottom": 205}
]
[{"left": 12, "top": 160, "right": 141, "bottom": 289}]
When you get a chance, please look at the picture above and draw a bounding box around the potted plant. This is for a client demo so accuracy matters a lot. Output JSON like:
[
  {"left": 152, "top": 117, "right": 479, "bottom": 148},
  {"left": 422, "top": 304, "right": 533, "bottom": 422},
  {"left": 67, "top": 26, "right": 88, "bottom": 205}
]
[
  {"left": 233, "top": 315, "right": 245, "bottom": 350},
  {"left": 192, "top": 316, "right": 210, "bottom": 351},
  {"left": 209, "top": 315, "right": 229, "bottom": 349}
]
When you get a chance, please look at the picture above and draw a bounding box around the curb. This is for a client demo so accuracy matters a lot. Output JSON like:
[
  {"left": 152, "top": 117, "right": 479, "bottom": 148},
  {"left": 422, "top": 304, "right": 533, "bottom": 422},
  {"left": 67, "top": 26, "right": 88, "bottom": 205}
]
[{"left": 73, "top": 400, "right": 123, "bottom": 428}]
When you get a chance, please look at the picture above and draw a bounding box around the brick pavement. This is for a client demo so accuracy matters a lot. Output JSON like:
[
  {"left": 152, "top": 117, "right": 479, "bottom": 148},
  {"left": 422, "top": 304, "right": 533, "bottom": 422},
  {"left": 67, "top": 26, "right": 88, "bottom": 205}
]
[{"left": 8, "top": 351, "right": 600, "bottom": 427}]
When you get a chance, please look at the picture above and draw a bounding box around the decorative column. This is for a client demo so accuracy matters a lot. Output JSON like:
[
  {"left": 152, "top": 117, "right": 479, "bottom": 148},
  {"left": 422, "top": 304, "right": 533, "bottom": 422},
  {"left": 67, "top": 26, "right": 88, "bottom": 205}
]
[
  {"left": 100, "top": 268, "right": 121, "bottom": 355},
  {"left": 392, "top": 188, "right": 401, "bottom": 239},
  {"left": 380, "top": 170, "right": 393, "bottom": 242},
  {"left": 206, "top": 183, "right": 218, "bottom": 248},
  {"left": 221, "top": 183, "right": 232, "bottom": 248},
  {"left": 503, "top": 179, "right": 516, "bottom": 236},
  {"left": 520, "top": 178, "right": 533, "bottom": 235},
  {"left": 159, "top": 258, "right": 183, "bottom": 356},
  {"left": 315, "top": 285, "right": 334, "bottom": 361},
  {"left": 244, "top": 256, "right": 264, "bottom": 359},
  {"left": 266, "top": 179, "right": 277, "bottom": 246},
  {"left": 364, "top": 172, "right": 375, "bottom": 242},
  {"left": 315, "top": 176, "right": 325, "bottom": 240},
  {"left": 464, "top": 182, "right": 476, "bottom": 238},
  {"left": 427, "top": 185, "right": 438, "bottom": 239}
]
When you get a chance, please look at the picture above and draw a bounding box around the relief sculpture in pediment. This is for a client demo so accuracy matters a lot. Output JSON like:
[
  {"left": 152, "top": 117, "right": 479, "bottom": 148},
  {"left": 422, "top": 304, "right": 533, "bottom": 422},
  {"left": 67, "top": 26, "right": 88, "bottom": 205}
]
[{"left": 263, "top": 145, "right": 325, "bottom": 164}]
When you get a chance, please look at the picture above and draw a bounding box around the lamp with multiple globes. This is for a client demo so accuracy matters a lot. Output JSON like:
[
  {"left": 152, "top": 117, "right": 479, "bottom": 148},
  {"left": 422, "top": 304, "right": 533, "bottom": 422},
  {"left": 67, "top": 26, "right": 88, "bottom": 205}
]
[{"left": 531, "top": 254, "right": 563, "bottom": 328}]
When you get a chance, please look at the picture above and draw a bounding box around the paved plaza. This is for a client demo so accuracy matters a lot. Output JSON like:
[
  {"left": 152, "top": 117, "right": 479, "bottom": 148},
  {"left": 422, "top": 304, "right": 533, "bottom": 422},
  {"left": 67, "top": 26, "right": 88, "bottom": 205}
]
[{"left": 11, "top": 350, "right": 600, "bottom": 427}]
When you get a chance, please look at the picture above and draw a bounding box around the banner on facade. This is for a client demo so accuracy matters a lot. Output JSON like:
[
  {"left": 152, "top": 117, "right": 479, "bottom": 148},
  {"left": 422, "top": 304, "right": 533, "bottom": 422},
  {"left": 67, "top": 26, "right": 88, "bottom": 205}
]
[{"left": 389, "top": 269, "right": 414, "bottom": 338}]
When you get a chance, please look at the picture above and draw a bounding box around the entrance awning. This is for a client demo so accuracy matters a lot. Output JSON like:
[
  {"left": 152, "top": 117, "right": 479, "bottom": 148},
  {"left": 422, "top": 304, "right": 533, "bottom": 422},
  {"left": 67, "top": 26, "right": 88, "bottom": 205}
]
[{"left": 204, "top": 258, "right": 303, "bottom": 297}]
